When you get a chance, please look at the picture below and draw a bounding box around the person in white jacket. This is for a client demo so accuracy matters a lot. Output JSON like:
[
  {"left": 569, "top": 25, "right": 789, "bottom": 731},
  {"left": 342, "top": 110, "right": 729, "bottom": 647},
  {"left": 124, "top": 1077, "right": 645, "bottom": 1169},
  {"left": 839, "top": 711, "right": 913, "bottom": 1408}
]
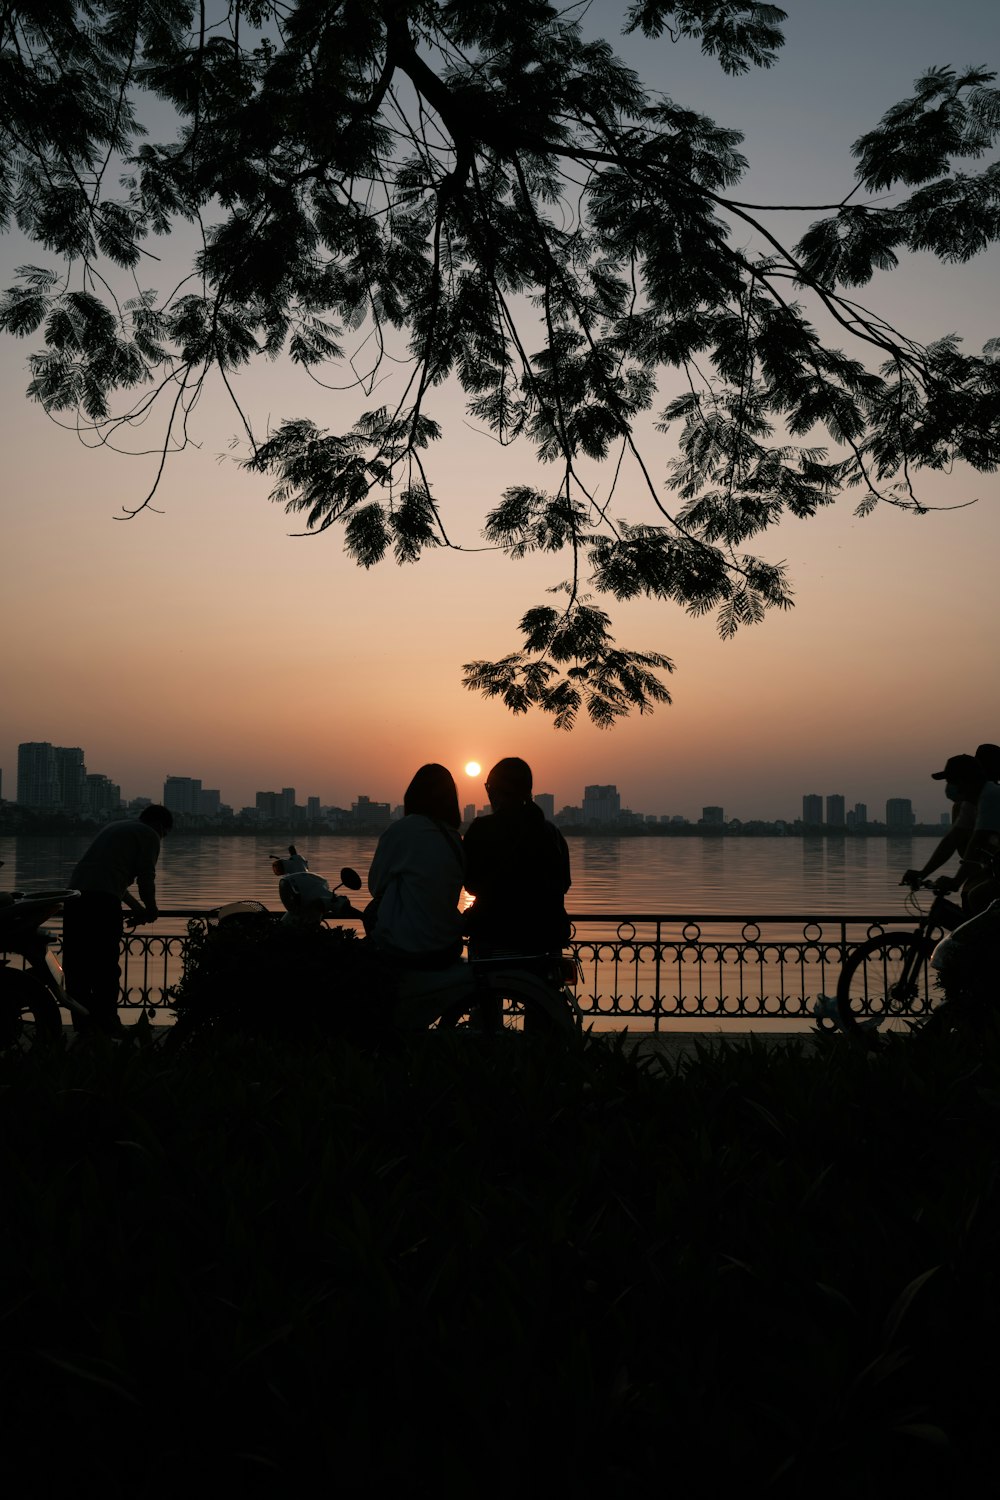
[{"left": 366, "top": 764, "right": 465, "bottom": 968}]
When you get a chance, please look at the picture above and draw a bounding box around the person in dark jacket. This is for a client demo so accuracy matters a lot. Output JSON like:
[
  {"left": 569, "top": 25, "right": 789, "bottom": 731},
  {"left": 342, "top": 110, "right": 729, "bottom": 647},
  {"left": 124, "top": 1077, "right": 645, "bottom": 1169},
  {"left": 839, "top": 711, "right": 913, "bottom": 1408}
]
[
  {"left": 62, "top": 803, "right": 172, "bottom": 1037},
  {"left": 463, "top": 757, "right": 571, "bottom": 956}
]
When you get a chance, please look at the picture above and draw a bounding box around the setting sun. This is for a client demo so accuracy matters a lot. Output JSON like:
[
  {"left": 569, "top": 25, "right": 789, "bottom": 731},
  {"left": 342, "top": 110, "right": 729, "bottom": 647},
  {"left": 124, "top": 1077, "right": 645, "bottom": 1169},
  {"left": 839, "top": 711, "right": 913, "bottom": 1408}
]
[{"left": 464, "top": 761, "right": 481, "bottom": 777}]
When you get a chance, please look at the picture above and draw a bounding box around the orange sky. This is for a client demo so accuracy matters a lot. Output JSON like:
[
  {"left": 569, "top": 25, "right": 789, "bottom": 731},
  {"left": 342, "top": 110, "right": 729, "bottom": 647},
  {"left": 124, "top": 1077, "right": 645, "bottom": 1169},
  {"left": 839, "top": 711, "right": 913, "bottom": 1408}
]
[{"left": 2, "top": 0, "right": 998, "bottom": 823}]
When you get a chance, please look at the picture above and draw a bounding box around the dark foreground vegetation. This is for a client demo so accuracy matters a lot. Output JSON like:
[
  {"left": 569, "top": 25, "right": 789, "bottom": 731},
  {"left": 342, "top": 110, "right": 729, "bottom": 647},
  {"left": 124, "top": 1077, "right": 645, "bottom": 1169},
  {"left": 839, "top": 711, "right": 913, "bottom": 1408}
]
[{"left": 2, "top": 1020, "right": 999, "bottom": 1498}]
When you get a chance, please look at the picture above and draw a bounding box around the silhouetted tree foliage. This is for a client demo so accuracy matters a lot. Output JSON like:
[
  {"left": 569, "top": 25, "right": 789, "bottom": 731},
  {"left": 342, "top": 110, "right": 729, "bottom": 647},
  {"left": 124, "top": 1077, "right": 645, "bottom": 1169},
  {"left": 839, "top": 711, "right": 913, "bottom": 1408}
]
[{"left": 1, "top": 3, "right": 998, "bottom": 725}]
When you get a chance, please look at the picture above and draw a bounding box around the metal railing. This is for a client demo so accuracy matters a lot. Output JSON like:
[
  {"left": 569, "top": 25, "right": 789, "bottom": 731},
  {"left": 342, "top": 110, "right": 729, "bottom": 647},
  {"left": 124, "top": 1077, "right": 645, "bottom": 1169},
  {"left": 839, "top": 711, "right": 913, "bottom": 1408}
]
[{"left": 6, "top": 910, "right": 932, "bottom": 1027}]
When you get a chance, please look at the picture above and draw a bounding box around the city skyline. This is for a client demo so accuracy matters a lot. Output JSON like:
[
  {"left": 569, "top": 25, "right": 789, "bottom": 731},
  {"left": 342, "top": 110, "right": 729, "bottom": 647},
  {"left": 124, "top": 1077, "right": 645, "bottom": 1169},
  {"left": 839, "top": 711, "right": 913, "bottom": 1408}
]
[
  {"left": 2, "top": 2, "right": 997, "bottom": 823},
  {"left": 5, "top": 737, "right": 955, "bottom": 827}
]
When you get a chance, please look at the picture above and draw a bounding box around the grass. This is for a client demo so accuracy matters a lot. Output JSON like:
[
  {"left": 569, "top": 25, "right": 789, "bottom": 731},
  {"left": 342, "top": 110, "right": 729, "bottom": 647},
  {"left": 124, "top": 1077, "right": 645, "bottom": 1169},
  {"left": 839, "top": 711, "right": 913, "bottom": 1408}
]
[{"left": 2, "top": 1017, "right": 1000, "bottom": 1497}]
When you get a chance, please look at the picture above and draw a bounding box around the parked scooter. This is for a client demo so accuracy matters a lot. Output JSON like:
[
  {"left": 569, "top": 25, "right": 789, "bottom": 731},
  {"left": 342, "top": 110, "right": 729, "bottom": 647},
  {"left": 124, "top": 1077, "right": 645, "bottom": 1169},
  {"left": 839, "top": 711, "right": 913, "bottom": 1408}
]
[
  {"left": 0, "top": 874, "right": 86, "bottom": 1044},
  {"left": 212, "top": 847, "right": 366, "bottom": 927}
]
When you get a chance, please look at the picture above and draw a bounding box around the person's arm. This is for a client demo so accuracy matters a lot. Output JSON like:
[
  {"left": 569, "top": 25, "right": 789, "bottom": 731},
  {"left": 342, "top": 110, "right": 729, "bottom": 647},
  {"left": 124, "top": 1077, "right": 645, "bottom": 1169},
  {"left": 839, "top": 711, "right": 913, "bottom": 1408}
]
[
  {"left": 901, "top": 826, "right": 963, "bottom": 885},
  {"left": 134, "top": 828, "right": 160, "bottom": 920},
  {"left": 902, "top": 801, "right": 974, "bottom": 885},
  {"left": 368, "top": 824, "right": 400, "bottom": 896}
]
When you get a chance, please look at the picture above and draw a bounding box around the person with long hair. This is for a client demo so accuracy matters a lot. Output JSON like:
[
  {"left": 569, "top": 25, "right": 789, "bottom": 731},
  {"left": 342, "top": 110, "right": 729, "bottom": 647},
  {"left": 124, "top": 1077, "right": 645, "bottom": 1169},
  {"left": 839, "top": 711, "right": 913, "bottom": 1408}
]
[{"left": 365, "top": 764, "right": 466, "bottom": 967}]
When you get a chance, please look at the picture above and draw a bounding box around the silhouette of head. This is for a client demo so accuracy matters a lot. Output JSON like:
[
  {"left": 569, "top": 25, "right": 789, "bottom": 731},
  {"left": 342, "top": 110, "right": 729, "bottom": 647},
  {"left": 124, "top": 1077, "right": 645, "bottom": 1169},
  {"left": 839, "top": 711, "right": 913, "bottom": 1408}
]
[
  {"left": 931, "top": 754, "right": 986, "bottom": 799},
  {"left": 403, "top": 764, "right": 461, "bottom": 828},
  {"left": 976, "top": 743, "right": 1000, "bottom": 780},
  {"left": 139, "top": 804, "right": 173, "bottom": 835},
  {"left": 485, "top": 757, "right": 533, "bottom": 810}
]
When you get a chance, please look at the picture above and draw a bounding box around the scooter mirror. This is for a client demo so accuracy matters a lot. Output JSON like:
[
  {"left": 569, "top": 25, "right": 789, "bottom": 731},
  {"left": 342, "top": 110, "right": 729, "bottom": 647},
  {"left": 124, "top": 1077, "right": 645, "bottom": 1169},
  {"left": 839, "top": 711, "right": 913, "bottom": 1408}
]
[{"left": 340, "top": 867, "right": 364, "bottom": 891}]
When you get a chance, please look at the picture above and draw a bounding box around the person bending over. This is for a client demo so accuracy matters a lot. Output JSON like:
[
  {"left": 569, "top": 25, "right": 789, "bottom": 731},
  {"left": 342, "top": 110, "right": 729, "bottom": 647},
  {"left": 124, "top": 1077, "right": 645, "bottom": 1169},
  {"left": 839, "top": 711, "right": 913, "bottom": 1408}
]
[{"left": 62, "top": 803, "right": 172, "bottom": 1037}]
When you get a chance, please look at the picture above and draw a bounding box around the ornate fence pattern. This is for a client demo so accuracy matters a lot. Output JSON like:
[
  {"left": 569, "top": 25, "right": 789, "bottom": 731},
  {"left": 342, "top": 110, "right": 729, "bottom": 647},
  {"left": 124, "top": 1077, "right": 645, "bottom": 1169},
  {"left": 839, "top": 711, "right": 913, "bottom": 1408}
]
[{"left": 7, "top": 911, "right": 929, "bottom": 1026}]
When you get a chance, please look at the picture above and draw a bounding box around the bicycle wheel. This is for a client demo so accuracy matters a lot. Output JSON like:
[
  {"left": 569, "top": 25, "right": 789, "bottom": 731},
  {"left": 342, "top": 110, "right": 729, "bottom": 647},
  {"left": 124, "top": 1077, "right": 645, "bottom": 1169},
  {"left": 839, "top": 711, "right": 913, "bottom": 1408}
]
[
  {"left": 0, "top": 966, "right": 63, "bottom": 1047},
  {"left": 836, "top": 933, "right": 939, "bottom": 1036}
]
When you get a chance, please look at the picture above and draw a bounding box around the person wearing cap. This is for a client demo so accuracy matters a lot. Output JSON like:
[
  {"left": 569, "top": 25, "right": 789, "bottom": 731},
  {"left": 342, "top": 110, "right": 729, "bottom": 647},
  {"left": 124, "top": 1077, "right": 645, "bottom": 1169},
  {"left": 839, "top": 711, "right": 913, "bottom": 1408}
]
[
  {"left": 904, "top": 753, "right": 1000, "bottom": 915},
  {"left": 936, "top": 751, "right": 1000, "bottom": 914},
  {"left": 902, "top": 745, "right": 1000, "bottom": 893},
  {"left": 902, "top": 757, "right": 975, "bottom": 888}
]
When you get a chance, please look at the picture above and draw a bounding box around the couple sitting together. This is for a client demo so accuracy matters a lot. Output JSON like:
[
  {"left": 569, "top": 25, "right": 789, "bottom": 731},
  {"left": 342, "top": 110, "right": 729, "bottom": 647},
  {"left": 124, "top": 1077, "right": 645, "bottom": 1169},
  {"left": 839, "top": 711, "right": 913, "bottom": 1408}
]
[{"left": 365, "top": 758, "right": 571, "bottom": 970}]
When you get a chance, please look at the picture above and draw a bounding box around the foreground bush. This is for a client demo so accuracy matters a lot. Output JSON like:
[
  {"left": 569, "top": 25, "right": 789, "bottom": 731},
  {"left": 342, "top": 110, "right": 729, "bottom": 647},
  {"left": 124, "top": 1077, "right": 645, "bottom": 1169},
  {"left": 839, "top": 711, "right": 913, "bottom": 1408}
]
[
  {"left": 169, "top": 917, "right": 399, "bottom": 1042},
  {"left": 2, "top": 1024, "right": 999, "bottom": 1497}
]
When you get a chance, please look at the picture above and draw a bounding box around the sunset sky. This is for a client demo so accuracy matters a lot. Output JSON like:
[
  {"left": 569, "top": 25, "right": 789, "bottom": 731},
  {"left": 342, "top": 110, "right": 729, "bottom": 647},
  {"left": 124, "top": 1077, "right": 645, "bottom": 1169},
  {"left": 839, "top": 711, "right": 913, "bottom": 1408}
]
[{"left": 2, "top": 0, "right": 998, "bottom": 824}]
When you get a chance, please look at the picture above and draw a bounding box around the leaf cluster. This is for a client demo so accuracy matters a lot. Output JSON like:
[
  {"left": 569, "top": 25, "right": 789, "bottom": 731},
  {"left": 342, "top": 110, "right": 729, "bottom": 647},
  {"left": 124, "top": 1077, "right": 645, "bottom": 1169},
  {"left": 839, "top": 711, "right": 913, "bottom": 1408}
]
[{"left": 0, "top": 3, "right": 998, "bottom": 723}]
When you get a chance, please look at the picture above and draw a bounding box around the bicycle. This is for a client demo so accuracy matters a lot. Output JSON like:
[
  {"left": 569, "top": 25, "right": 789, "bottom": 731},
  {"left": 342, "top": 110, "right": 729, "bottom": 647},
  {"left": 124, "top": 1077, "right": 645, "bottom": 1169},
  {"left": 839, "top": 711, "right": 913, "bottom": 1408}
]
[
  {"left": 833, "top": 880, "right": 964, "bottom": 1037},
  {"left": 0, "top": 887, "right": 85, "bottom": 1046}
]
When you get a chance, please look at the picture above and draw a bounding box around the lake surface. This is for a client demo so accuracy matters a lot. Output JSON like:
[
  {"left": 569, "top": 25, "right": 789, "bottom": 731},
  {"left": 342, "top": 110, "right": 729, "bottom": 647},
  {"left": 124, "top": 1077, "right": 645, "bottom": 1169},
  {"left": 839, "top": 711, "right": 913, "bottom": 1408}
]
[{"left": 1, "top": 831, "right": 947, "bottom": 918}]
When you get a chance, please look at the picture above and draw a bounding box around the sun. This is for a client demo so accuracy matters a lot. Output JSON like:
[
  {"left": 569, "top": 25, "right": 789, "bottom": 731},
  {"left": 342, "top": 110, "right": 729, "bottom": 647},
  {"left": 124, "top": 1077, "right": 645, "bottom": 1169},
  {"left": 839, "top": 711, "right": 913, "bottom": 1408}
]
[{"left": 464, "top": 761, "right": 481, "bottom": 777}]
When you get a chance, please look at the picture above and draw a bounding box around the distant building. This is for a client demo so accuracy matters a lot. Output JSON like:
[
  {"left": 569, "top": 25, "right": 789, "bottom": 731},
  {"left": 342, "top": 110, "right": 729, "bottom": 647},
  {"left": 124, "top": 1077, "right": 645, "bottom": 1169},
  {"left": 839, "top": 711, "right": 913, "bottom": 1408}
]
[
  {"left": 307, "top": 796, "right": 320, "bottom": 821},
  {"left": 54, "top": 746, "right": 87, "bottom": 815},
  {"left": 255, "top": 790, "right": 281, "bottom": 819},
  {"left": 556, "top": 805, "right": 583, "bottom": 826},
  {"left": 352, "top": 795, "right": 391, "bottom": 830},
  {"left": 853, "top": 802, "right": 868, "bottom": 825},
  {"left": 199, "top": 789, "right": 221, "bottom": 817},
  {"left": 802, "top": 794, "right": 823, "bottom": 826},
  {"left": 534, "top": 793, "right": 555, "bottom": 820},
  {"left": 17, "top": 742, "right": 60, "bottom": 809},
  {"left": 164, "top": 776, "right": 202, "bottom": 817},
  {"left": 85, "top": 773, "right": 121, "bottom": 819},
  {"left": 700, "top": 806, "right": 725, "bottom": 826},
  {"left": 886, "top": 798, "right": 915, "bottom": 831},
  {"left": 462, "top": 803, "right": 477, "bottom": 826},
  {"left": 582, "top": 785, "right": 620, "bottom": 824},
  {"left": 826, "top": 794, "right": 845, "bottom": 828}
]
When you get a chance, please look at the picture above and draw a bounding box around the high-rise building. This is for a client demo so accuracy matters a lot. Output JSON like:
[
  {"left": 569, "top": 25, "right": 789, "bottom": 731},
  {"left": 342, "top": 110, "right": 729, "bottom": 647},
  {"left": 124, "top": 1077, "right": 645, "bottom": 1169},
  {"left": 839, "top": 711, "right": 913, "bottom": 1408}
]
[
  {"left": 583, "top": 785, "right": 620, "bottom": 824},
  {"left": 307, "top": 796, "right": 320, "bottom": 821},
  {"left": 853, "top": 802, "right": 868, "bottom": 825},
  {"left": 85, "top": 773, "right": 121, "bottom": 818},
  {"left": 54, "top": 746, "right": 87, "bottom": 814},
  {"left": 352, "top": 795, "right": 391, "bottom": 829},
  {"left": 802, "top": 794, "right": 823, "bottom": 826},
  {"left": 462, "top": 803, "right": 477, "bottom": 826},
  {"left": 199, "top": 789, "right": 221, "bottom": 816},
  {"left": 826, "top": 794, "right": 845, "bottom": 827},
  {"left": 17, "top": 742, "right": 60, "bottom": 808},
  {"left": 164, "top": 776, "right": 202, "bottom": 817},
  {"left": 886, "top": 798, "right": 915, "bottom": 831},
  {"left": 280, "top": 788, "right": 296, "bottom": 821},
  {"left": 534, "top": 793, "right": 555, "bottom": 820},
  {"left": 701, "top": 806, "right": 725, "bottom": 825}
]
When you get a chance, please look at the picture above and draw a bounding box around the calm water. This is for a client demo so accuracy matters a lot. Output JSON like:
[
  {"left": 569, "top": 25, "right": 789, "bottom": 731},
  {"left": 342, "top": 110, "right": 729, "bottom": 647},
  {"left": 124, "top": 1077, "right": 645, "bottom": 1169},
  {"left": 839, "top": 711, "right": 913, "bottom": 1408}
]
[{"left": 1, "top": 832, "right": 946, "bottom": 918}]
